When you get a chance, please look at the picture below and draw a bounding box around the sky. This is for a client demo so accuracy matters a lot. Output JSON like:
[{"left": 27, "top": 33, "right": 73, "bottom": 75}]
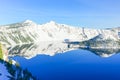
[{"left": 0, "top": 0, "right": 120, "bottom": 28}]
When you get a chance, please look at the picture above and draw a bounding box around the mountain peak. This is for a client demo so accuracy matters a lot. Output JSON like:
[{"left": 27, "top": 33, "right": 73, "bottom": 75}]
[
  {"left": 50, "top": 20, "right": 55, "bottom": 23},
  {"left": 48, "top": 21, "right": 56, "bottom": 25},
  {"left": 23, "top": 20, "right": 37, "bottom": 26},
  {"left": 23, "top": 20, "right": 34, "bottom": 23}
]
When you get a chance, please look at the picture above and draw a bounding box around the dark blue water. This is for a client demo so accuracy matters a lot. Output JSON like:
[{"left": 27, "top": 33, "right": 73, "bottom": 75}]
[{"left": 13, "top": 49, "right": 120, "bottom": 80}]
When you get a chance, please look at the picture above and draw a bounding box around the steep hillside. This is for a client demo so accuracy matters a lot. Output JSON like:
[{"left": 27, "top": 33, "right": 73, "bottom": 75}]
[
  {"left": 0, "top": 43, "right": 36, "bottom": 80},
  {"left": 0, "top": 59, "right": 36, "bottom": 80},
  {"left": 0, "top": 43, "right": 8, "bottom": 61},
  {"left": 0, "top": 44, "right": 3, "bottom": 60}
]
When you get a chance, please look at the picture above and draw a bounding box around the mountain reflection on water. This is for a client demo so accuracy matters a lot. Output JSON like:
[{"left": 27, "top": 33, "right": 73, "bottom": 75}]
[
  {"left": 7, "top": 40, "right": 120, "bottom": 58},
  {"left": 9, "top": 40, "right": 120, "bottom": 80},
  {"left": 80, "top": 48, "right": 120, "bottom": 57}
]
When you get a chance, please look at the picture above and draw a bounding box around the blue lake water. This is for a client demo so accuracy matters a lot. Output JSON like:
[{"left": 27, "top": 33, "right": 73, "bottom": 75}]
[{"left": 13, "top": 49, "right": 120, "bottom": 80}]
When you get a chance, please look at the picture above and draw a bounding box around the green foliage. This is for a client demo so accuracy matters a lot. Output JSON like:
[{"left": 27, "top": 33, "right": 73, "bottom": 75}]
[
  {"left": 8, "top": 59, "right": 13, "bottom": 65},
  {"left": 15, "top": 62, "right": 20, "bottom": 68},
  {"left": 0, "top": 44, "right": 3, "bottom": 60}
]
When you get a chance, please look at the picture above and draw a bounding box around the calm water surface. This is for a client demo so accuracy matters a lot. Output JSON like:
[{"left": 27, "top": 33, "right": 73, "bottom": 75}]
[{"left": 13, "top": 49, "right": 120, "bottom": 80}]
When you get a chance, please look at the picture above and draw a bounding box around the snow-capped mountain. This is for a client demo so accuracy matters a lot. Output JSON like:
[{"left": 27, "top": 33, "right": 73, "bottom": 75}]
[
  {"left": 0, "top": 20, "right": 120, "bottom": 58},
  {"left": 0, "top": 20, "right": 119, "bottom": 47}
]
